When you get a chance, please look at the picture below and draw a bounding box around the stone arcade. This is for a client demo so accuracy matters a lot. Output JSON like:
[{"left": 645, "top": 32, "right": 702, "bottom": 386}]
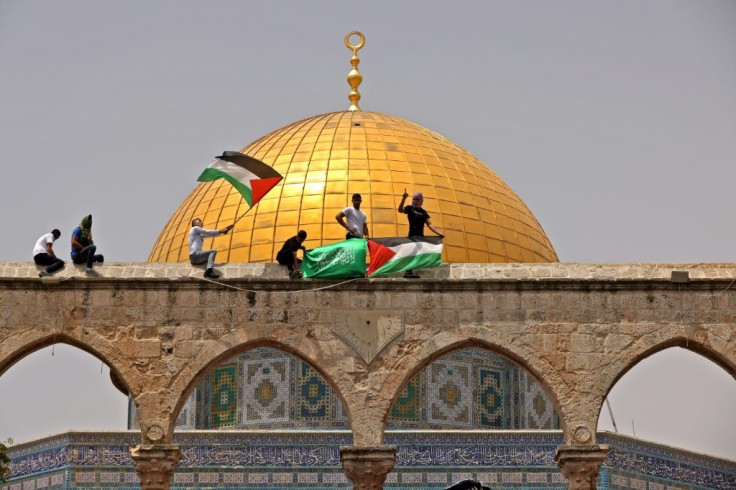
[{"left": 2, "top": 262, "right": 736, "bottom": 489}]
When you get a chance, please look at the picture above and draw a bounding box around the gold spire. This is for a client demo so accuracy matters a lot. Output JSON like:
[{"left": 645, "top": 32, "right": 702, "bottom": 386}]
[{"left": 345, "top": 31, "right": 365, "bottom": 111}]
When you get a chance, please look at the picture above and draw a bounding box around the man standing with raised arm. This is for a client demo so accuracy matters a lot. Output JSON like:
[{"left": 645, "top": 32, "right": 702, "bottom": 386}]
[{"left": 397, "top": 189, "right": 444, "bottom": 278}]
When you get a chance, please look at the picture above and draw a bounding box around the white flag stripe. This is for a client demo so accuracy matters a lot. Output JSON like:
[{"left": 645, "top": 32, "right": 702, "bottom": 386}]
[
  {"left": 207, "top": 159, "right": 259, "bottom": 183},
  {"left": 388, "top": 240, "right": 442, "bottom": 260}
]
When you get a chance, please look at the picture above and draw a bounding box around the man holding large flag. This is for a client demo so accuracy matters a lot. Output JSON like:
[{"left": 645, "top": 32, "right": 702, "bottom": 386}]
[
  {"left": 395, "top": 189, "right": 444, "bottom": 278},
  {"left": 192, "top": 151, "right": 283, "bottom": 278},
  {"left": 189, "top": 219, "right": 233, "bottom": 278}
]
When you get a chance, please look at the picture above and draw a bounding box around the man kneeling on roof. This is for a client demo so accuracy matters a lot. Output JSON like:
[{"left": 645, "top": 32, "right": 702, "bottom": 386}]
[{"left": 276, "top": 230, "right": 307, "bottom": 279}]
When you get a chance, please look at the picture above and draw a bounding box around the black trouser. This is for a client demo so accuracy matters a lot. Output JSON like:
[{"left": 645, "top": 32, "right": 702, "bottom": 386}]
[
  {"left": 34, "top": 253, "right": 65, "bottom": 273},
  {"left": 276, "top": 250, "right": 301, "bottom": 271},
  {"left": 72, "top": 244, "right": 104, "bottom": 268}
]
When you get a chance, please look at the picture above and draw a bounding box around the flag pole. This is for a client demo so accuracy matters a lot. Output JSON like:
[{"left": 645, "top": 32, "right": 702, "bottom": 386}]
[{"left": 233, "top": 205, "right": 253, "bottom": 226}]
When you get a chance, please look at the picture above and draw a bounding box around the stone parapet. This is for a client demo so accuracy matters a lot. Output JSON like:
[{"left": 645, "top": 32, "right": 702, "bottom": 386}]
[{"left": 1, "top": 261, "right": 735, "bottom": 281}]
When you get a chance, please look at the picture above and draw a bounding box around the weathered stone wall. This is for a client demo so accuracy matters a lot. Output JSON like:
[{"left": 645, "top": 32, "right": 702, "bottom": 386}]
[{"left": 1, "top": 262, "right": 735, "bottom": 488}]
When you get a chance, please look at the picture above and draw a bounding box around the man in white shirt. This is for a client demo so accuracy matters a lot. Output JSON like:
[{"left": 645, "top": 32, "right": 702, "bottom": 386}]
[
  {"left": 189, "top": 218, "right": 233, "bottom": 278},
  {"left": 33, "top": 229, "right": 64, "bottom": 277},
  {"left": 336, "top": 193, "right": 369, "bottom": 240}
]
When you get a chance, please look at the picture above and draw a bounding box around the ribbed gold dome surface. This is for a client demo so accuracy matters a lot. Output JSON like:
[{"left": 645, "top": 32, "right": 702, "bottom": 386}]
[{"left": 148, "top": 111, "right": 557, "bottom": 264}]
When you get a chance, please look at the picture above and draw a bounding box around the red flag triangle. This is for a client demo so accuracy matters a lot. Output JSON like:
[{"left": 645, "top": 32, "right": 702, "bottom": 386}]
[
  {"left": 367, "top": 240, "right": 397, "bottom": 276},
  {"left": 250, "top": 176, "right": 283, "bottom": 206}
]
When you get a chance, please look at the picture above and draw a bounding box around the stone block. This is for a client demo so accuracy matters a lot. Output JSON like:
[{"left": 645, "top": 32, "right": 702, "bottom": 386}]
[{"left": 569, "top": 334, "right": 597, "bottom": 353}]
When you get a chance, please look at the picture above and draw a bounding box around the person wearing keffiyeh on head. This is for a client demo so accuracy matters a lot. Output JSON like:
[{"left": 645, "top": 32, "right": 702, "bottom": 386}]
[
  {"left": 71, "top": 214, "right": 104, "bottom": 276},
  {"left": 398, "top": 189, "right": 444, "bottom": 278}
]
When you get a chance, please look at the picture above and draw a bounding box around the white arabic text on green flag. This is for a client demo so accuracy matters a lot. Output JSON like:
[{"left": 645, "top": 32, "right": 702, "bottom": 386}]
[{"left": 301, "top": 240, "right": 367, "bottom": 279}]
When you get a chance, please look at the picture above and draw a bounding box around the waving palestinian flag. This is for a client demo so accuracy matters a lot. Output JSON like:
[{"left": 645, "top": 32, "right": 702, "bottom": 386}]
[
  {"left": 197, "top": 152, "right": 282, "bottom": 207},
  {"left": 367, "top": 236, "right": 443, "bottom": 277}
]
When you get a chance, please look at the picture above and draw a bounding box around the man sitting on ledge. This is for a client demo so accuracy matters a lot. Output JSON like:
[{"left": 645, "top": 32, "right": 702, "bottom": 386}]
[{"left": 188, "top": 218, "right": 233, "bottom": 278}]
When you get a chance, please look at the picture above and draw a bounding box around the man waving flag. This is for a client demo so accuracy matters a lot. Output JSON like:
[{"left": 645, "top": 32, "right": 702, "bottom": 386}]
[
  {"left": 367, "top": 236, "right": 443, "bottom": 277},
  {"left": 197, "top": 151, "right": 282, "bottom": 208}
]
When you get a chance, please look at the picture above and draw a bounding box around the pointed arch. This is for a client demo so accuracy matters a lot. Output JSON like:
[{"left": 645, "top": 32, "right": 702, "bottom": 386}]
[
  {"left": 601, "top": 336, "right": 736, "bottom": 404},
  {"left": 597, "top": 344, "right": 736, "bottom": 459},
  {"left": 167, "top": 336, "right": 353, "bottom": 437},
  {"left": 378, "top": 337, "right": 568, "bottom": 440},
  {"left": 0, "top": 333, "right": 133, "bottom": 397}
]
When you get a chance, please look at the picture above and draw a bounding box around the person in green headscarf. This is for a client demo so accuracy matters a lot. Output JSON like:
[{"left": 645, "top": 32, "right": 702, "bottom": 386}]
[{"left": 71, "top": 214, "right": 104, "bottom": 275}]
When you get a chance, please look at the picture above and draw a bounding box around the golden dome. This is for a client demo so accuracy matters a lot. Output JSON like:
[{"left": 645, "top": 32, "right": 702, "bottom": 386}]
[{"left": 148, "top": 111, "right": 557, "bottom": 264}]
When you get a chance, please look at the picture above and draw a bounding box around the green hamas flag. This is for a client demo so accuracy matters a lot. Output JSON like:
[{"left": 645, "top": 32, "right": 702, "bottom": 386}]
[{"left": 302, "top": 240, "right": 367, "bottom": 279}]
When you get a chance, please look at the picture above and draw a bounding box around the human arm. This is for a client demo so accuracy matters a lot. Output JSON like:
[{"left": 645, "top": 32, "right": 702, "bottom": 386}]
[
  {"left": 398, "top": 189, "right": 409, "bottom": 213},
  {"left": 336, "top": 211, "right": 357, "bottom": 233},
  {"left": 362, "top": 222, "right": 369, "bottom": 239},
  {"left": 198, "top": 224, "right": 233, "bottom": 238},
  {"left": 45, "top": 242, "right": 56, "bottom": 257},
  {"left": 71, "top": 229, "right": 84, "bottom": 251},
  {"left": 426, "top": 218, "right": 444, "bottom": 238},
  {"left": 292, "top": 250, "right": 301, "bottom": 270}
]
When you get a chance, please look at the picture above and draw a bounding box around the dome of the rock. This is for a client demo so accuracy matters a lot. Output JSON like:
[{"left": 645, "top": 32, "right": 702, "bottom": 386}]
[{"left": 148, "top": 110, "right": 557, "bottom": 264}]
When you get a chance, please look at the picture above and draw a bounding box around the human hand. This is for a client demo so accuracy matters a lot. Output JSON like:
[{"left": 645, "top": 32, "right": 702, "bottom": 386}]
[
  {"left": 402, "top": 189, "right": 409, "bottom": 199},
  {"left": 349, "top": 226, "right": 357, "bottom": 232}
]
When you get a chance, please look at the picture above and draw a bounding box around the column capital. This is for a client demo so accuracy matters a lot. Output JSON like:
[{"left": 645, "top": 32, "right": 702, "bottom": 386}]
[
  {"left": 130, "top": 444, "right": 182, "bottom": 490},
  {"left": 554, "top": 444, "right": 609, "bottom": 490},
  {"left": 340, "top": 445, "right": 396, "bottom": 490}
]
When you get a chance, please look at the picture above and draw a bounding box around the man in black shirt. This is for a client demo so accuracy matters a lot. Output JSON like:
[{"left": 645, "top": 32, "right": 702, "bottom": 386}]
[
  {"left": 276, "top": 230, "right": 307, "bottom": 279},
  {"left": 398, "top": 190, "right": 444, "bottom": 278}
]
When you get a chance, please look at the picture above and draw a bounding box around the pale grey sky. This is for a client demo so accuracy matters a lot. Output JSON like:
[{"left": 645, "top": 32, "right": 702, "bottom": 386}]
[{"left": 1, "top": 0, "right": 735, "bottom": 459}]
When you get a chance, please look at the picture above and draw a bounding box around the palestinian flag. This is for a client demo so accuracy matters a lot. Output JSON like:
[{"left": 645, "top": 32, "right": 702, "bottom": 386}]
[
  {"left": 302, "top": 239, "right": 367, "bottom": 279},
  {"left": 367, "top": 236, "right": 443, "bottom": 277},
  {"left": 197, "top": 152, "right": 282, "bottom": 207}
]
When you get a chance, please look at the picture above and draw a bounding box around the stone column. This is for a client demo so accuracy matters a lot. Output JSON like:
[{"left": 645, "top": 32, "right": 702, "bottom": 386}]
[
  {"left": 554, "top": 445, "right": 609, "bottom": 490},
  {"left": 130, "top": 444, "right": 182, "bottom": 490},
  {"left": 340, "top": 445, "right": 396, "bottom": 490}
]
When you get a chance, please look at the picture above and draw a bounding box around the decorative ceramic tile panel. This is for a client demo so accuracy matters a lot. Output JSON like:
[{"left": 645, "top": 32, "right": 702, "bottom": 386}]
[
  {"left": 477, "top": 367, "right": 504, "bottom": 428},
  {"left": 6, "top": 429, "right": 736, "bottom": 489},
  {"left": 389, "top": 374, "right": 420, "bottom": 422},
  {"left": 247, "top": 473, "right": 269, "bottom": 484},
  {"left": 175, "top": 388, "right": 197, "bottom": 430},
  {"left": 297, "top": 473, "right": 319, "bottom": 484},
  {"left": 401, "top": 472, "right": 423, "bottom": 483},
  {"left": 174, "top": 473, "right": 195, "bottom": 483},
  {"left": 197, "top": 472, "right": 219, "bottom": 483},
  {"left": 222, "top": 473, "right": 244, "bottom": 483},
  {"left": 526, "top": 472, "right": 549, "bottom": 483},
  {"left": 211, "top": 365, "right": 238, "bottom": 428},
  {"left": 427, "top": 361, "right": 472, "bottom": 426},
  {"left": 296, "top": 361, "right": 331, "bottom": 421},
  {"left": 523, "top": 371, "right": 555, "bottom": 429},
  {"left": 272, "top": 473, "right": 294, "bottom": 483},
  {"left": 243, "top": 357, "right": 290, "bottom": 425}
]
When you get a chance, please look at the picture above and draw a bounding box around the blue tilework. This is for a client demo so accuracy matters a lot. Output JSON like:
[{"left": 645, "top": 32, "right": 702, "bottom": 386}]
[{"left": 6, "top": 431, "right": 736, "bottom": 489}]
